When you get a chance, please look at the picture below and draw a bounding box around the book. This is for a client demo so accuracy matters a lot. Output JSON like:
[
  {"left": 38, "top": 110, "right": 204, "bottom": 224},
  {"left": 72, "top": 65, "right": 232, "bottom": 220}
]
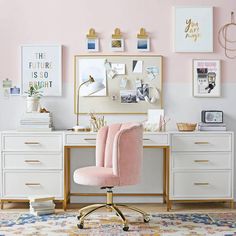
[
  {"left": 199, "top": 126, "right": 227, "bottom": 131},
  {"left": 30, "top": 203, "right": 55, "bottom": 210},
  {"left": 29, "top": 195, "right": 55, "bottom": 203},
  {"left": 17, "top": 127, "right": 53, "bottom": 132},
  {"left": 30, "top": 206, "right": 55, "bottom": 212},
  {"left": 19, "top": 124, "right": 52, "bottom": 128},
  {"left": 22, "top": 112, "right": 52, "bottom": 118},
  {"left": 30, "top": 201, "right": 55, "bottom": 208},
  {"left": 30, "top": 209, "right": 55, "bottom": 216},
  {"left": 198, "top": 122, "right": 226, "bottom": 127},
  {"left": 20, "top": 119, "right": 52, "bottom": 123}
]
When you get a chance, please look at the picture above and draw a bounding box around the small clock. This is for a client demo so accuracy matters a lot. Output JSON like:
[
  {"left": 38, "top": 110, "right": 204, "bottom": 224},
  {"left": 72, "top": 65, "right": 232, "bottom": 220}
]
[{"left": 201, "top": 110, "right": 223, "bottom": 123}]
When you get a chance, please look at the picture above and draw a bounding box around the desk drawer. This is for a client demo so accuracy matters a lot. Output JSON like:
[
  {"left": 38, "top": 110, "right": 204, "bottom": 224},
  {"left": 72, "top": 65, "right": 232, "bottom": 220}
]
[
  {"left": 2, "top": 134, "right": 62, "bottom": 151},
  {"left": 172, "top": 171, "right": 232, "bottom": 199},
  {"left": 65, "top": 133, "right": 97, "bottom": 145},
  {"left": 3, "top": 153, "right": 62, "bottom": 170},
  {"left": 3, "top": 171, "right": 63, "bottom": 199},
  {"left": 171, "top": 134, "right": 231, "bottom": 152},
  {"left": 143, "top": 133, "right": 169, "bottom": 146},
  {"left": 172, "top": 152, "right": 232, "bottom": 170}
]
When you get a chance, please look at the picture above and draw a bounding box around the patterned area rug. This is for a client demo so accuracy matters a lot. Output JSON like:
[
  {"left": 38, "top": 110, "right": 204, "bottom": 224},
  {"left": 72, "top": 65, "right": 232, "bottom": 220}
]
[{"left": 0, "top": 212, "right": 236, "bottom": 235}]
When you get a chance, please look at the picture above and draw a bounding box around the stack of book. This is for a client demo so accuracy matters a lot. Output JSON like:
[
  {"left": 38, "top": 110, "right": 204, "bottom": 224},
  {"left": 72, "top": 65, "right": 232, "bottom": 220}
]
[
  {"left": 29, "top": 196, "right": 55, "bottom": 216},
  {"left": 18, "top": 112, "right": 53, "bottom": 131},
  {"left": 198, "top": 122, "right": 227, "bottom": 131}
]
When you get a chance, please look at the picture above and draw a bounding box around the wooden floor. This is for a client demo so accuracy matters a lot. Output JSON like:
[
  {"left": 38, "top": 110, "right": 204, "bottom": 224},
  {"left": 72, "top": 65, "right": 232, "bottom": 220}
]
[{"left": 1, "top": 202, "right": 235, "bottom": 213}]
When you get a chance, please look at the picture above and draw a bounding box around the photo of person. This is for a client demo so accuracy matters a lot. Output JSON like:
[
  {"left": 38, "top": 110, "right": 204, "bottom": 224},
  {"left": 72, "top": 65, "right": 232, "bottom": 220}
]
[
  {"left": 205, "top": 72, "right": 216, "bottom": 93},
  {"left": 120, "top": 90, "right": 137, "bottom": 103},
  {"left": 136, "top": 83, "right": 149, "bottom": 101}
]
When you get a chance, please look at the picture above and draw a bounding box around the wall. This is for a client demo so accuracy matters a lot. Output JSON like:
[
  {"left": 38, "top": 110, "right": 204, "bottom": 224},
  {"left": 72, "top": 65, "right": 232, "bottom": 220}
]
[{"left": 0, "top": 0, "right": 236, "bottom": 201}]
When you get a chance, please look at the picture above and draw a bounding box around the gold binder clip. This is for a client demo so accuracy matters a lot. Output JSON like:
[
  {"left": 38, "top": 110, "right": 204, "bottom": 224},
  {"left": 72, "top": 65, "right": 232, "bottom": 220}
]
[
  {"left": 112, "top": 28, "right": 122, "bottom": 39},
  {"left": 137, "top": 28, "right": 148, "bottom": 39},
  {"left": 86, "top": 28, "right": 97, "bottom": 39}
]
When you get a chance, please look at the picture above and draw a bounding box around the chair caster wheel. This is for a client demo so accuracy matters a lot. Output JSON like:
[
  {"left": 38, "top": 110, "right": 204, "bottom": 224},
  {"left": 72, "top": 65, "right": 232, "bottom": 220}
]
[
  {"left": 77, "top": 223, "right": 84, "bottom": 229},
  {"left": 123, "top": 225, "right": 129, "bottom": 231},
  {"left": 144, "top": 215, "right": 150, "bottom": 223},
  {"left": 77, "top": 215, "right": 82, "bottom": 220}
]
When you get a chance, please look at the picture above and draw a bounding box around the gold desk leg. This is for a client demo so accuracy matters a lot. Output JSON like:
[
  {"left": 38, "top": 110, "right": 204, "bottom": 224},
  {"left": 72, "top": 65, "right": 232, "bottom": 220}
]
[
  {"left": 167, "top": 201, "right": 172, "bottom": 212},
  {"left": 163, "top": 148, "right": 166, "bottom": 204},
  {"left": 165, "top": 147, "right": 171, "bottom": 211},
  {"left": 63, "top": 147, "right": 70, "bottom": 211},
  {"left": 68, "top": 149, "right": 71, "bottom": 205}
]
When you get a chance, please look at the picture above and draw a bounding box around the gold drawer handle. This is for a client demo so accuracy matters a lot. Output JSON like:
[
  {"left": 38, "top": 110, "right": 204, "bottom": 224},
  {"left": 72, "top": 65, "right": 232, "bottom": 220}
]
[
  {"left": 24, "top": 142, "right": 40, "bottom": 145},
  {"left": 24, "top": 160, "right": 41, "bottom": 163},
  {"left": 194, "top": 182, "right": 209, "bottom": 186},
  {"left": 84, "top": 138, "right": 96, "bottom": 141},
  {"left": 194, "top": 160, "right": 209, "bottom": 163},
  {"left": 194, "top": 141, "right": 210, "bottom": 145},
  {"left": 25, "top": 183, "right": 41, "bottom": 186}
]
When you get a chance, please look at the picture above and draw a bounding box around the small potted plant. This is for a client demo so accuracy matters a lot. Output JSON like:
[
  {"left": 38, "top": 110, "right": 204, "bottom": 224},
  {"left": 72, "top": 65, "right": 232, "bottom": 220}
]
[{"left": 26, "top": 84, "right": 43, "bottom": 112}]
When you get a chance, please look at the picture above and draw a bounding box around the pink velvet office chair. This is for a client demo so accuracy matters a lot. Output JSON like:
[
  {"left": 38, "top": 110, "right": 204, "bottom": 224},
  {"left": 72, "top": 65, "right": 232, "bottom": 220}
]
[{"left": 73, "top": 123, "right": 150, "bottom": 231}]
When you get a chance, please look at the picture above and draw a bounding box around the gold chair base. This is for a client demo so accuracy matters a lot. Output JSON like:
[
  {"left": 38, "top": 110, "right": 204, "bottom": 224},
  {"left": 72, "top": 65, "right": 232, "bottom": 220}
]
[{"left": 76, "top": 189, "right": 150, "bottom": 231}]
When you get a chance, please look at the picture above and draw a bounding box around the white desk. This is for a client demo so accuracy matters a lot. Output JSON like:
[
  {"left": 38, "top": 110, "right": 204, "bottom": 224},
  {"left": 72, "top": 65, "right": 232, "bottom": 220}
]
[
  {"left": 63, "top": 131, "right": 170, "bottom": 210},
  {"left": 0, "top": 130, "right": 234, "bottom": 210}
]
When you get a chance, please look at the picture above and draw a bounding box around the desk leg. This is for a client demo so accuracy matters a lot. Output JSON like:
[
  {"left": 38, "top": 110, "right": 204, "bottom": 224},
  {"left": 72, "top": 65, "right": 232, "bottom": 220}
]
[
  {"left": 165, "top": 147, "right": 171, "bottom": 211},
  {"left": 63, "top": 147, "right": 70, "bottom": 211},
  {"left": 163, "top": 149, "right": 166, "bottom": 204}
]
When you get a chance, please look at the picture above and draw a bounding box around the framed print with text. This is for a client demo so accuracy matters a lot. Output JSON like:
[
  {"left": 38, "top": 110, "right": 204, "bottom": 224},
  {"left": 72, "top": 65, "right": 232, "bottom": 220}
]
[
  {"left": 174, "top": 6, "right": 213, "bottom": 52},
  {"left": 21, "top": 44, "right": 62, "bottom": 96}
]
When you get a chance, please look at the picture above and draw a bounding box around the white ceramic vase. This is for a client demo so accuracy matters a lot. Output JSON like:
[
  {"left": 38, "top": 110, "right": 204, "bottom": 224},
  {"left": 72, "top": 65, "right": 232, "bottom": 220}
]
[{"left": 26, "top": 97, "right": 40, "bottom": 113}]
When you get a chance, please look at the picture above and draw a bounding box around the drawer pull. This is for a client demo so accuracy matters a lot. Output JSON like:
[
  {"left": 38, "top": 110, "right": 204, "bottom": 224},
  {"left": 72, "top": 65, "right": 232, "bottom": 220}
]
[
  {"left": 25, "top": 183, "right": 41, "bottom": 186},
  {"left": 84, "top": 138, "right": 96, "bottom": 141},
  {"left": 143, "top": 138, "right": 150, "bottom": 141},
  {"left": 194, "top": 160, "right": 209, "bottom": 163},
  {"left": 194, "top": 182, "right": 209, "bottom": 186},
  {"left": 24, "top": 160, "right": 41, "bottom": 163},
  {"left": 194, "top": 141, "right": 210, "bottom": 145},
  {"left": 24, "top": 142, "right": 40, "bottom": 145}
]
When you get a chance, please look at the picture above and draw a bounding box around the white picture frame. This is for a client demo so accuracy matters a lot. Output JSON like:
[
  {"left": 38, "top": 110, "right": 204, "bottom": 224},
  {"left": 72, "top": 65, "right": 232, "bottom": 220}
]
[
  {"left": 86, "top": 38, "right": 99, "bottom": 52},
  {"left": 111, "top": 38, "right": 124, "bottom": 52},
  {"left": 137, "top": 38, "right": 150, "bottom": 52},
  {"left": 21, "top": 44, "right": 62, "bottom": 96},
  {"left": 174, "top": 6, "right": 213, "bottom": 52},
  {"left": 193, "top": 59, "right": 221, "bottom": 97}
]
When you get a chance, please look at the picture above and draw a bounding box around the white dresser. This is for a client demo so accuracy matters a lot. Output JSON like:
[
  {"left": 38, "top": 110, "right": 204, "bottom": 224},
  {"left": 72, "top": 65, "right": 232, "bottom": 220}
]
[
  {"left": 169, "top": 131, "right": 234, "bottom": 209},
  {"left": 0, "top": 131, "right": 63, "bottom": 206}
]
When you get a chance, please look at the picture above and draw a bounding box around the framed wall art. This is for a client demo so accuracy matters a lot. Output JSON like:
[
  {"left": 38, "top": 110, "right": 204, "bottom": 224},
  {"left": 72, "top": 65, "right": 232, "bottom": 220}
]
[
  {"left": 193, "top": 59, "right": 221, "bottom": 97},
  {"left": 174, "top": 6, "right": 213, "bottom": 52},
  {"left": 74, "top": 55, "right": 163, "bottom": 114},
  {"left": 21, "top": 44, "right": 62, "bottom": 96}
]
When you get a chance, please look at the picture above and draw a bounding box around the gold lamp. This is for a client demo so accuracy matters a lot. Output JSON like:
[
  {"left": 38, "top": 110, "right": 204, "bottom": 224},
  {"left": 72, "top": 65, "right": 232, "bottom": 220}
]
[{"left": 73, "top": 75, "right": 105, "bottom": 132}]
